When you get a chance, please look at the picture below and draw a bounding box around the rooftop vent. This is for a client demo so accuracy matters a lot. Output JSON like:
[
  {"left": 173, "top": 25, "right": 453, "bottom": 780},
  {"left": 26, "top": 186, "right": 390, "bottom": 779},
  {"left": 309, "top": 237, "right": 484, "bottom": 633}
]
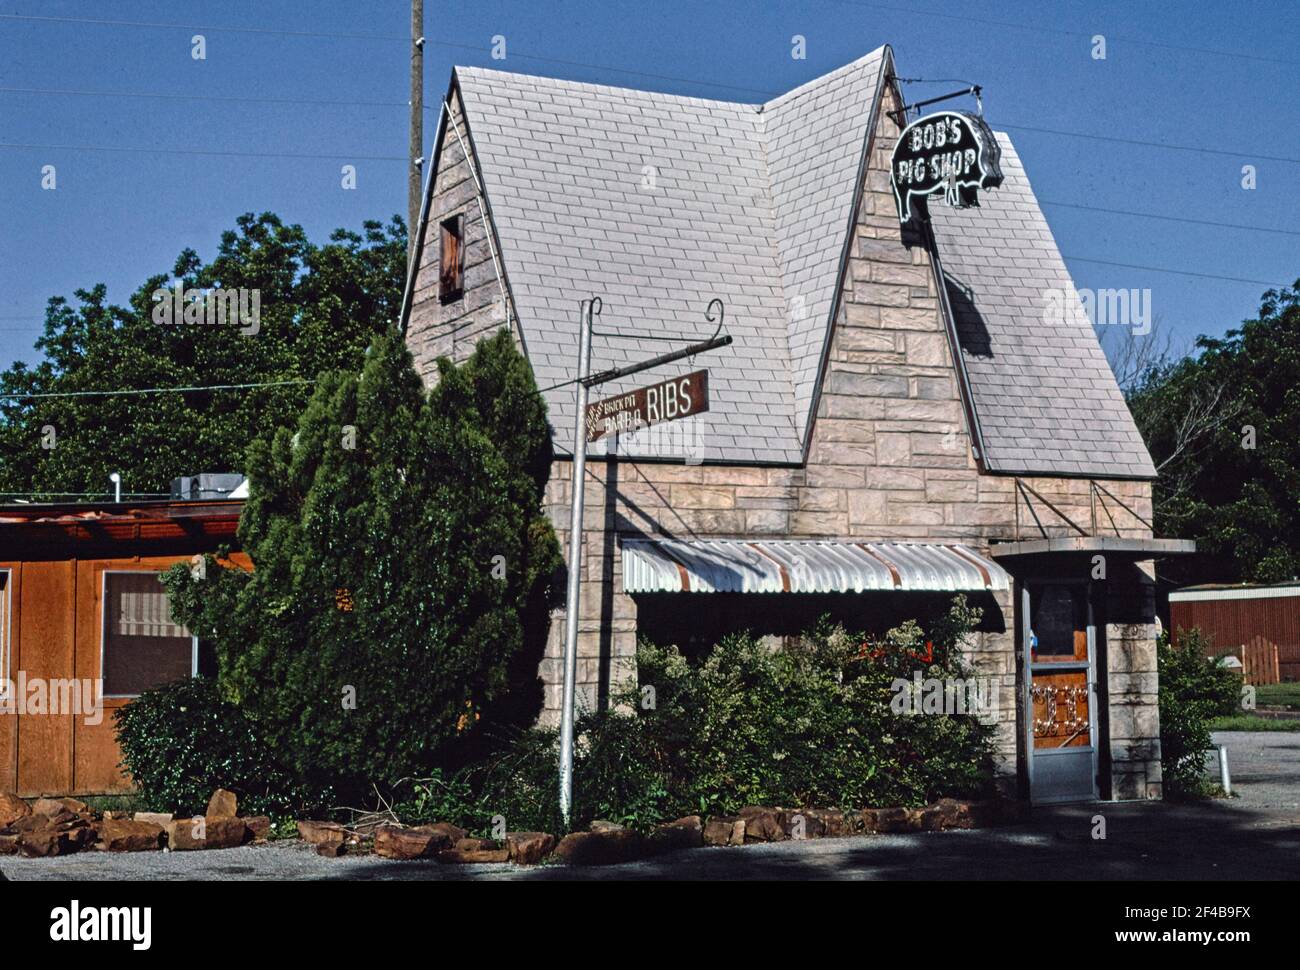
[{"left": 169, "top": 473, "right": 246, "bottom": 501}]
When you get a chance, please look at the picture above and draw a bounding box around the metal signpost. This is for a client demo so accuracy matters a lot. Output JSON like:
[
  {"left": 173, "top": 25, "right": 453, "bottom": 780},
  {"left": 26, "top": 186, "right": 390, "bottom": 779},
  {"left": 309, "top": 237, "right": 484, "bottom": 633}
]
[{"left": 558, "top": 298, "right": 731, "bottom": 827}]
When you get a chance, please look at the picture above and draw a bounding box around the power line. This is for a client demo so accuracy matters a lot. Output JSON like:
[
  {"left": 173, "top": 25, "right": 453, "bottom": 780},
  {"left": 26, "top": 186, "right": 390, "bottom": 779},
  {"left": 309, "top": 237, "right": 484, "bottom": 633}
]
[
  {"left": 9, "top": 6, "right": 1294, "bottom": 71},
  {"left": 0, "top": 14, "right": 774, "bottom": 98},
  {"left": 436, "top": 43, "right": 775, "bottom": 97},
  {"left": 1060, "top": 256, "right": 1292, "bottom": 288},
  {"left": 0, "top": 142, "right": 404, "bottom": 162},
  {"left": 0, "top": 13, "right": 408, "bottom": 42},
  {"left": 823, "top": 0, "right": 1300, "bottom": 68},
  {"left": 0, "top": 379, "right": 315, "bottom": 402},
  {"left": 995, "top": 121, "right": 1300, "bottom": 165},
  {"left": 0, "top": 85, "right": 413, "bottom": 109},
  {"left": 3, "top": 121, "right": 1292, "bottom": 171},
  {"left": 1039, "top": 201, "right": 1300, "bottom": 238},
  {"left": 3, "top": 97, "right": 1292, "bottom": 170}
]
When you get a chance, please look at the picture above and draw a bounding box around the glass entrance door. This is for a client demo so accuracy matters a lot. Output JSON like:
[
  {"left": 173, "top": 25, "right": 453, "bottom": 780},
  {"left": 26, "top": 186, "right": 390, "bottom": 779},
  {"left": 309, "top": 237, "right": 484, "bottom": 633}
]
[{"left": 1023, "top": 583, "right": 1098, "bottom": 803}]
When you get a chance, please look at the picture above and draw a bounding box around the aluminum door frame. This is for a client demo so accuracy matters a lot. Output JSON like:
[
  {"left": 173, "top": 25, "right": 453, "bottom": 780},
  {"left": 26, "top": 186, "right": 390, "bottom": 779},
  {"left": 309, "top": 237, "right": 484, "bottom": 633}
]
[{"left": 1021, "top": 580, "right": 1100, "bottom": 804}]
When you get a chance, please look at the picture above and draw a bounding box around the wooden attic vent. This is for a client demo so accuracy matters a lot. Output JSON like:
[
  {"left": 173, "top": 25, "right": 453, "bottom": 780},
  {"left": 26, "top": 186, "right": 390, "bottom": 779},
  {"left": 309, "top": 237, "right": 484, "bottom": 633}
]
[{"left": 439, "top": 214, "right": 464, "bottom": 302}]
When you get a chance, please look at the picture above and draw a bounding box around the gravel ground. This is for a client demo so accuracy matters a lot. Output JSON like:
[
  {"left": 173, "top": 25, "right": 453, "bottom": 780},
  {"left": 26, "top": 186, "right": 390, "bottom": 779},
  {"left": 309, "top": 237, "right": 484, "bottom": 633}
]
[
  {"left": 1211, "top": 730, "right": 1300, "bottom": 812},
  {"left": 3, "top": 731, "right": 1296, "bottom": 881}
]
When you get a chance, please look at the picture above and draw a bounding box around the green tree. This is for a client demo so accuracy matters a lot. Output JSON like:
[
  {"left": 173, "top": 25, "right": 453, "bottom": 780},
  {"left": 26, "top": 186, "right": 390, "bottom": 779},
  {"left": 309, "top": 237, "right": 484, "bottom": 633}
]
[
  {"left": 1126, "top": 281, "right": 1300, "bottom": 585},
  {"left": 1157, "top": 629, "right": 1242, "bottom": 797},
  {"left": 162, "top": 330, "right": 563, "bottom": 801},
  {"left": 0, "top": 212, "right": 406, "bottom": 498}
]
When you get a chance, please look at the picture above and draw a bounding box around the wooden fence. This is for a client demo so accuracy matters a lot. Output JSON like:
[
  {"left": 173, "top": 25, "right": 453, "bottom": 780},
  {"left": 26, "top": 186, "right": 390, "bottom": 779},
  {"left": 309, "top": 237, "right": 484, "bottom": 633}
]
[{"left": 1207, "top": 636, "right": 1282, "bottom": 685}]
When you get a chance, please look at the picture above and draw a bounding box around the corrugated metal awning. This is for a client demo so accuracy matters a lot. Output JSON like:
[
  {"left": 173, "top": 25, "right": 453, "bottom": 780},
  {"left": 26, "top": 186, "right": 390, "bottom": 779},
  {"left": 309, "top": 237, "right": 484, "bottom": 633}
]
[{"left": 621, "top": 539, "right": 1009, "bottom": 594}]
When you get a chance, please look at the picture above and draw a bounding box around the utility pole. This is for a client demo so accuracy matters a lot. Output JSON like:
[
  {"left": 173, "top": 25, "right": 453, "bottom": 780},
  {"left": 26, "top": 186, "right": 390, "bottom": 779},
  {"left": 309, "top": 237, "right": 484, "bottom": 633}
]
[
  {"left": 557, "top": 298, "right": 732, "bottom": 828},
  {"left": 408, "top": 0, "right": 424, "bottom": 264}
]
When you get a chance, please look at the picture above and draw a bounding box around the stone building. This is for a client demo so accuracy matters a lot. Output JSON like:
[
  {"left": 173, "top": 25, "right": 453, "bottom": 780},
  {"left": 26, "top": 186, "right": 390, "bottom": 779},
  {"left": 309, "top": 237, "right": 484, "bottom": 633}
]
[{"left": 403, "top": 47, "right": 1192, "bottom": 803}]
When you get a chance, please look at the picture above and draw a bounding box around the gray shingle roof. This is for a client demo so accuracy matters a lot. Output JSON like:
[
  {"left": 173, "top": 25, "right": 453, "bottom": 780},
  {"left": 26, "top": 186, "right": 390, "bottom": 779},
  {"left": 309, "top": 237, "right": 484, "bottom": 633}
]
[
  {"left": 929, "top": 135, "right": 1156, "bottom": 478},
  {"left": 446, "top": 51, "right": 1154, "bottom": 479},
  {"left": 456, "top": 64, "right": 807, "bottom": 463}
]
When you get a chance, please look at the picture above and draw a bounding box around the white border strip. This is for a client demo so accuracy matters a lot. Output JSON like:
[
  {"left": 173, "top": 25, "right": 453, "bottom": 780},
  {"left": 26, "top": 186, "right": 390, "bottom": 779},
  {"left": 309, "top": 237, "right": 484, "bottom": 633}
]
[{"left": 1170, "top": 586, "right": 1300, "bottom": 603}]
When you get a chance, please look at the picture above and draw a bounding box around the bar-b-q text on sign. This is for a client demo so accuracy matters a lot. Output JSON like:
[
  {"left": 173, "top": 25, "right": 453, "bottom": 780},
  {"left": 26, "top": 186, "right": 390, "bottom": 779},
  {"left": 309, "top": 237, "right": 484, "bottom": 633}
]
[{"left": 585, "top": 370, "right": 710, "bottom": 442}]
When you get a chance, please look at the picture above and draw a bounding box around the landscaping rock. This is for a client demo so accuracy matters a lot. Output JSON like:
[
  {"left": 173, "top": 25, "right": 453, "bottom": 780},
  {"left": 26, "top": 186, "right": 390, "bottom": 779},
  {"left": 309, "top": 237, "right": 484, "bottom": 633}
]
[
  {"left": 16, "top": 818, "right": 95, "bottom": 857},
  {"left": 18, "top": 829, "right": 80, "bottom": 858},
  {"left": 296, "top": 820, "right": 349, "bottom": 846},
  {"left": 31, "top": 796, "right": 90, "bottom": 818},
  {"left": 553, "top": 828, "right": 645, "bottom": 865},
  {"left": 205, "top": 789, "right": 239, "bottom": 819},
  {"left": 648, "top": 815, "right": 703, "bottom": 853},
  {"left": 373, "top": 823, "right": 452, "bottom": 860},
  {"left": 787, "top": 808, "right": 850, "bottom": 839},
  {"left": 861, "top": 807, "right": 924, "bottom": 834},
  {"left": 316, "top": 841, "right": 347, "bottom": 857},
  {"left": 244, "top": 816, "right": 272, "bottom": 842},
  {"left": 0, "top": 792, "right": 31, "bottom": 828},
  {"left": 7, "top": 814, "right": 55, "bottom": 834},
  {"left": 165, "top": 816, "right": 247, "bottom": 851},
  {"left": 817, "top": 809, "right": 852, "bottom": 837},
  {"left": 739, "top": 806, "right": 787, "bottom": 842},
  {"left": 439, "top": 837, "right": 510, "bottom": 864},
  {"left": 505, "top": 831, "right": 556, "bottom": 865},
  {"left": 132, "top": 812, "right": 174, "bottom": 828},
  {"left": 0, "top": 832, "right": 19, "bottom": 855},
  {"left": 920, "top": 798, "right": 973, "bottom": 832},
  {"left": 703, "top": 816, "right": 746, "bottom": 846},
  {"left": 96, "top": 818, "right": 164, "bottom": 852},
  {"left": 417, "top": 821, "right": 467, "bottom": 844},
  {"left": 783, "top": 810, "right": 824, "bottom": 839},
  {"left": 589, "top": 819, "right": 625, "bottom": 833}
]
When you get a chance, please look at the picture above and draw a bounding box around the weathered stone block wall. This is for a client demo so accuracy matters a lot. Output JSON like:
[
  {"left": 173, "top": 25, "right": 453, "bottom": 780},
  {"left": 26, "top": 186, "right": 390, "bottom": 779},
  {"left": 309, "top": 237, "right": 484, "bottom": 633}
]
[{"left": 407, "top": 88, "right": 509, "bottom": 379}]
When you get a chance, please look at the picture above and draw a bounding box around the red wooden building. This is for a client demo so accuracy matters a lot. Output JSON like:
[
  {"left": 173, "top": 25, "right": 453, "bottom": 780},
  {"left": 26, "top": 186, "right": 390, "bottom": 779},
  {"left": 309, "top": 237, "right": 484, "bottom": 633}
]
[
  {"left": 0, "top": 499, "right": 247, "bottom": 796},
  {"left": 1169, "top": 583, "right": 1300, "bottom": 683}
]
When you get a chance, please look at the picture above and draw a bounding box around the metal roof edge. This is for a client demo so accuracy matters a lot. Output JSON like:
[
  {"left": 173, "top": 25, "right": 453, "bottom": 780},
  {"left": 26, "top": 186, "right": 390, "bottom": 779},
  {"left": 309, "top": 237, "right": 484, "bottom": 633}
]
[
  {"left": 397, "top": 76, "right": 451, "bottom": 337},
  {"left": 798, "top": 46, "right": 894, "bottom": 466},
  {"left": 989, "top": 536, "right": 1195, "bottom": 558}
]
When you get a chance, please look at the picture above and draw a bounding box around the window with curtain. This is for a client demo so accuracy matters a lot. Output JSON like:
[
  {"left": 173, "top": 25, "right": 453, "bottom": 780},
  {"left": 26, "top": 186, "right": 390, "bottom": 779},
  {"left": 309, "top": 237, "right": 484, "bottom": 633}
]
[{"left": 103, "top": 572, "right": 194, "bottom": 696}]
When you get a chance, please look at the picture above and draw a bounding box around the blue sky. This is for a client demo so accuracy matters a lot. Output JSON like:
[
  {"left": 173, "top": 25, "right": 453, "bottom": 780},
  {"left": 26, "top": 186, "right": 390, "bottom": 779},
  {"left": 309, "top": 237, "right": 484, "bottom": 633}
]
[{"left": 1, "top": 0, "right": 1296, "bottom": 372}]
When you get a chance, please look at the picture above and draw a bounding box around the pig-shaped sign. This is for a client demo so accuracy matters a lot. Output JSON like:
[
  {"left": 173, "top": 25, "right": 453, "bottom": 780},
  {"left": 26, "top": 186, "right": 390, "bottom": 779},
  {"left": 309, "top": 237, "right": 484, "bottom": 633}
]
[{"left": 890, "top": 111, "right": 1004, "bottom": 224}]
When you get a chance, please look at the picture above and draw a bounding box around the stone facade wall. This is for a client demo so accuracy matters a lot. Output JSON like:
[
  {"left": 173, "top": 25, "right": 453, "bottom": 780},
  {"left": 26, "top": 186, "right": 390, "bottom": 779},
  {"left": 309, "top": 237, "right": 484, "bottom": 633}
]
[
  {"left": 407, "top": 79, "right": 1162, "bottom": 800},
  {"left": 1103, "top": 563, "right": 1163, "bottom": 799}
]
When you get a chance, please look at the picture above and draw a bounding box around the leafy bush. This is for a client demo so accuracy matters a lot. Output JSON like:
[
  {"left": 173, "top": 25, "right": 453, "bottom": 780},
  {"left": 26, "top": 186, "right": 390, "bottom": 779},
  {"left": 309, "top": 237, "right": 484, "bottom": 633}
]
[
  {"left": 389, "top": 714, "right": 667, "bottom": 836},
  {"left": 161, "top": 330, "right": 562, "bottom": 803},
  {"left": 404, "top": 598, "right": 998, "bottom": 833},
  {"left": 628, "top": 596, "right": 996, "bottom": 815},
  {"left": 1159, "top": 628, "right": 1244, "bottom": 796},
  {"left": 114, "top": 677, "right": 322, "bottom": 817}
]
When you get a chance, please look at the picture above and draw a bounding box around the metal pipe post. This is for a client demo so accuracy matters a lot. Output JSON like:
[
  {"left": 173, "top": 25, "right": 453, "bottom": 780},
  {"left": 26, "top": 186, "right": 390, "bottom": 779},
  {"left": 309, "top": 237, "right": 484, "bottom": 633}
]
[{"left": 558, "top": 297, "right": 597, "bottom": 827}]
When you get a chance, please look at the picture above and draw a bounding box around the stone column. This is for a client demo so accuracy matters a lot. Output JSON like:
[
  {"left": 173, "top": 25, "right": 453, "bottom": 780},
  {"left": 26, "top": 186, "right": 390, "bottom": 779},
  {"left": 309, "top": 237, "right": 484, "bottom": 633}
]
[{"left": 1103, "top": 562, "right": 1162, "bottom": 799}]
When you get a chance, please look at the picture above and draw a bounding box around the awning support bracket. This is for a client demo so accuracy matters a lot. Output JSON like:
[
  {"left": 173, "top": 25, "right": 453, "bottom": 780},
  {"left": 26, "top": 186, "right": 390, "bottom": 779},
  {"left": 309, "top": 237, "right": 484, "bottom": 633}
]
[{"left": 1015, "top": 478, "right": 1089, "bottom": 538}]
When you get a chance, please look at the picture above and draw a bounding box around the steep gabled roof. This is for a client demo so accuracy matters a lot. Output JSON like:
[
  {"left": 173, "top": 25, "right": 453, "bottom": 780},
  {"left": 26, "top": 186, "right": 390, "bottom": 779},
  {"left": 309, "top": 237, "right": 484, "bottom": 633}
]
[
  {"left": 762, "top": 49, "right": 886, "bottom": 440},
  {"left": 422, "top": 50, "right": 1155, "bottom": 479},
  {"left": 455, "top": 65, "right": 802, "bottom": 463},
  {"left": 930, "top": 135, "right": 1157, "bottom": 478}
]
